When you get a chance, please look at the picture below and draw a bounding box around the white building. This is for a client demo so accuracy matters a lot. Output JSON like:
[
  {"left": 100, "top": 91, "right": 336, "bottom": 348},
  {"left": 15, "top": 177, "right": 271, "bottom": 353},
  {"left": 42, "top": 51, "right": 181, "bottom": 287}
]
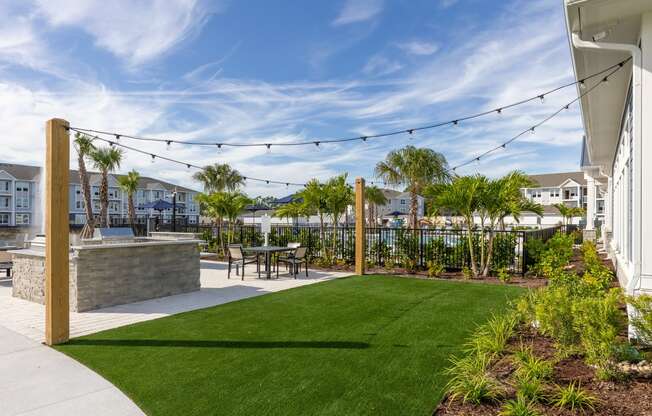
[
  {"left": 519, "top": 171, "right": 604, "bottom": 227},
  {"left": 377, "top": 189, "right": 425, "bottom": 224},
  {"left": 564, "top": 0, "right": 652, "bottom": 295},
  {"left": 0, "top": 163, "right": 200, "bottom": 228}
]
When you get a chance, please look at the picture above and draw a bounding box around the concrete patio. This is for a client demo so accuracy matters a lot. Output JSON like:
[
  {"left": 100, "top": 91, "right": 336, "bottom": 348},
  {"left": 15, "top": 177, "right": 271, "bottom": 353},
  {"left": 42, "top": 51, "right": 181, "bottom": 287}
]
[{"left": 0, "top": 261, "right": 350, "bottom": 415}]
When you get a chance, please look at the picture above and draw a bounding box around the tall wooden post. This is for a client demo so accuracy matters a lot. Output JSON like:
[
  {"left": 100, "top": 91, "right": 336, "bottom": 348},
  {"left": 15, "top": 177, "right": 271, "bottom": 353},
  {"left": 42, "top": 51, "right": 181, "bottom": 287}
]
[
  {"left": 355, "top": 177, "right": 365, "bottom": 275},
  {"left": 45, "top": 118, "right": 70, "bottom": 345}
]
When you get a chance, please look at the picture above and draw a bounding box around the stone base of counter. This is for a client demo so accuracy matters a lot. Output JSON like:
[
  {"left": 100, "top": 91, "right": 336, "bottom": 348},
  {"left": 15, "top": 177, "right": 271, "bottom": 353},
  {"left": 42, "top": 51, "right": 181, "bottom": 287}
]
[{"left": 11, "top": 240, "right": 200, "bottom": 312}]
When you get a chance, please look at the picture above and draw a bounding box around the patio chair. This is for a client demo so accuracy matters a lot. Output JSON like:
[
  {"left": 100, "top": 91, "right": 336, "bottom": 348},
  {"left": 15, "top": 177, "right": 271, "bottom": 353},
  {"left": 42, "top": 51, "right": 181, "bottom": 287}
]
[
  {"left": 0, "top": 251, "right": 12, "bottom": 278},
  {"left": 277, "top": 242, "right": 301, "bottom": 269},
  {"left": 227, "top": 244, "right": 260, "bottom": 280},
  {"left": 276, "top": 247, "right": 308, "bottom": 279}
]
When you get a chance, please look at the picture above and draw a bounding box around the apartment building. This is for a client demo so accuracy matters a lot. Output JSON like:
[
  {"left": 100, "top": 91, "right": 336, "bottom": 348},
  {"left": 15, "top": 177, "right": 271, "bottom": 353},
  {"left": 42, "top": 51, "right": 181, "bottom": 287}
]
[
  {"left": 0, "top": 163, "right": 200, "bottom": 227},
  {"left": 520, "top": 171, "right": 604, "bottom": 226}
]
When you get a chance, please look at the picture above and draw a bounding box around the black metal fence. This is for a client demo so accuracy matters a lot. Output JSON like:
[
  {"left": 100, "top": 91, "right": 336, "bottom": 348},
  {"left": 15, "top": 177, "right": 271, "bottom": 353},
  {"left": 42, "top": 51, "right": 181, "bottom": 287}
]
[{"left": 145, "top": 220, "right": 578, "bottom": 274}]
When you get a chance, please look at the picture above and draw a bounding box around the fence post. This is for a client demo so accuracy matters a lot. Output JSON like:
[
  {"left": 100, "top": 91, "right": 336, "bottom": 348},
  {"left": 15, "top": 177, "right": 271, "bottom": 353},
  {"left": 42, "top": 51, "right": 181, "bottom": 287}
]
[
  {"left": 355, "top": 178, "right": 366, "bottom": 275},
  {"left": 45, "top": 118, "right": 70, "bottom": 345}
]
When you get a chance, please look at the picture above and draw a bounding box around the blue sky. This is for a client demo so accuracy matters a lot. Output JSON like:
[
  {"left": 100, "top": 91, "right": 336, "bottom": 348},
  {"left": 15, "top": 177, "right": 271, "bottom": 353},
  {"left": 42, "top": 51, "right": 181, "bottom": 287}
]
[{"left": 0, "top": 0, "right": 583, "bottom": 196}]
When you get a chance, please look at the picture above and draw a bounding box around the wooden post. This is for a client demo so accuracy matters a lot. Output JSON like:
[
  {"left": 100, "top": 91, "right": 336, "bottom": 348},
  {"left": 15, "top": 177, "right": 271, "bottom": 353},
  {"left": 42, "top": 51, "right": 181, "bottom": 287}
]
[
  {"left": 45, "top": 118, "right": 70, "bottom": 345},
  {"left": 355, "top": 177, "right": 365, "bottom": 275}
]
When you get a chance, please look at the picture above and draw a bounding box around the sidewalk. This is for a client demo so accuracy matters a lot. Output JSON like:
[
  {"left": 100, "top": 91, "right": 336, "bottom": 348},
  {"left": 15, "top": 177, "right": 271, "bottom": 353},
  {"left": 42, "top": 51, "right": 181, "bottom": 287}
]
[{"left": 0, "top": 325, "right": 144, "bottom": 416}]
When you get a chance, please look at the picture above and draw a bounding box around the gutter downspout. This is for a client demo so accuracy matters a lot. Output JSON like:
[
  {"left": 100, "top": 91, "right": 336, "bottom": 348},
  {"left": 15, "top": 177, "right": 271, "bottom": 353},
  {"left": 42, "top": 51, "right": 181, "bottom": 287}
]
[{"left": 571, "top": 32, "right": 642, "bottom": 296}]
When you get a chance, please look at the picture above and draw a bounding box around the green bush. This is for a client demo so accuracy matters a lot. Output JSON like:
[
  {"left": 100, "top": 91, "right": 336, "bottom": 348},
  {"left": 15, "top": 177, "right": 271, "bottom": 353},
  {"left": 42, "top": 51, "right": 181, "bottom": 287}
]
[
  {"left": 426, "top": 260, "right": 444, "bottom": 278},
  {"left": 492, "top": 233, "right": 518, "bottom": 270},
  {"left": 533, "top": 285, "right": 580, "bottom": 348},
  {"left": 465, "top": 314, "right": 517, "bottom": 359},
  {"left": 445, "top": 353, "right": 504, "bottom": 405},
  {"left": 499, "top": 394, "right": 541, "bottom": 416},
  {"left": 552, "top": 382, "right": 596, "bottom": 412},
  {"left": 514, "top": 375, "right": 546, "bottom": 403},
  {"left": 497, "top": 267, "right": 511, "bottom": 283},
  {"left": 513, "top": 345, "right": 554, "bottom": 381},
  {"left": 573, "top": 288, "right": 625, "bottom": 379}
]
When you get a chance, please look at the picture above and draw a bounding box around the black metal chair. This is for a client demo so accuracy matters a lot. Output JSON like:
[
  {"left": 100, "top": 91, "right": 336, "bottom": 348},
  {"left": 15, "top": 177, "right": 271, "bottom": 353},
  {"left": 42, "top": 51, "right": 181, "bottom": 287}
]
[
  {"left": 227, "top": 244, "right": 260, "bottom": 280},
  {"left": 277, "top": 242, "right": 301, "bottom": 270},
  {"left": 276, "top": 247, "right": 308, "bottom": 279}
]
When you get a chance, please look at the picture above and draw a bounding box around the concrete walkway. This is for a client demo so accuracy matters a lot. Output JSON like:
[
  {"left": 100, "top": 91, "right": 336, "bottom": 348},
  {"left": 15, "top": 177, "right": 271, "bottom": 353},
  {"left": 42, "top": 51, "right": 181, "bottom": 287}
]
[
  {"left": 0, "top": 325, "right": 144, "bottom": 416},
  {"left": 0, "top": 261, "right": 350, "bottom": 415}
]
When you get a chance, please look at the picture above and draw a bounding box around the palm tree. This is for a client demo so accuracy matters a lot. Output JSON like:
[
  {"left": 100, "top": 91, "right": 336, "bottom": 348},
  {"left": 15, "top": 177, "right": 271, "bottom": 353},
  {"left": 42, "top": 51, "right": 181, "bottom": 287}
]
[
  {"left": 364, "top": 185, "right": 388, "bottom": 227},
  {"left": 73, "top": 133, "right": 97, "bottom": 238},
  {"left": 275, "top": 202, "right": 303, "bottom": 225},
  {"left": 433, "top": 175, "right": 486, "bottom": 278},
  {"left": 375, "top": 146, "right": 450, "bottom": 229},
  {"left": 90, "top": 147, "right": 123, "bottom": 228},
  {"left": 323, "top": 174, "right": 354, "bottom": 261},
  {"left": 118, "top": 170, "right": 140, "bottom": 229},
  {"left": 298, "top": 179, "right": 328, "bottom": 241},
  {"left": 554, "top": 203, "right": 585, "bottom": 226},
  {"left": 193, "top": 163, "right": 244, "bottom": 193},
  {"left": 221, "top": 192, "right": 251, "bottom": 243},
  {"left": 479, "top": 171, "right": 543, "bottom": 276}
]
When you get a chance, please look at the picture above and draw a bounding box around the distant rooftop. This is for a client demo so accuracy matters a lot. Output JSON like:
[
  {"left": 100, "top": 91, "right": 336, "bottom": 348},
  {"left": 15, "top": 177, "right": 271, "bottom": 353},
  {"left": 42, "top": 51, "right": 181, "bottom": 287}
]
[{"left": 527, "top": 172, "right": 586, "bottom": 188}]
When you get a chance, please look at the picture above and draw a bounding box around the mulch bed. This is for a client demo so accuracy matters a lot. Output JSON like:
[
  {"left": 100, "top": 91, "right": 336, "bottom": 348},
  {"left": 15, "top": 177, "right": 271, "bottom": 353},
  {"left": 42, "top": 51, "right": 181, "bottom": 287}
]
[
  {"left": 435, "top": 326, "right": 652, "bottom": 415},
  {"left": 435, "top": 247, "right": 652, "bottom": 416}
]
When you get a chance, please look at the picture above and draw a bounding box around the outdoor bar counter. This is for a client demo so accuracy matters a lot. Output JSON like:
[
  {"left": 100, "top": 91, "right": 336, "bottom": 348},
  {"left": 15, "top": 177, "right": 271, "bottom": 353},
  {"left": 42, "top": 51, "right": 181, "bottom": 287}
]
[{"left": 10, "top": 236, "right": 201, "bottom": 312}]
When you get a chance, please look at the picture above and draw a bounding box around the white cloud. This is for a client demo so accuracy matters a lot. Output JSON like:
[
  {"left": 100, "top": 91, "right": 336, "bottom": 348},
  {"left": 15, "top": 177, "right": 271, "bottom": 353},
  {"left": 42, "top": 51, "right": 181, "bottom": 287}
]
[
  {"left": 332, "top": 0, "right": 383, "bottom": 26},
  {"left": 439, "top": 0, "right": 459, "bottom": 9},
  {"left": 33, "top": 0, "right": 216, "bottom": 66},
  {"left": 396, "top": 40, "right": 439, "bottom": 56},
  {"left": 362, "top": 55, "right": 403, "bottom": 76}
]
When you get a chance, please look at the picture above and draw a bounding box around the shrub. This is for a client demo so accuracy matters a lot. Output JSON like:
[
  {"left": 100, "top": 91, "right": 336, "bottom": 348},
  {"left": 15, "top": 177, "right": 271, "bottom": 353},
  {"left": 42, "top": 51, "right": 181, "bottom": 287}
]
[
  {"left": 426, "top": 260, "right": 444, "bottom": 278},
  {"left": 532, "top": 233, "right": 574, "bottom": 277},
  {"left": 499, "top": 394, "right": 541, "bottom": 416},
  {"left": 497, "top": 267, "right": 511, "bottom": 283},
  {"left": 462, "top": 266, "right": 473, "bottom": 280},
  {"left": 514, "top": 375, "right": 546, "bottom": 403},
  {"left": 627, "top": 294, "right": 652, "bottom": 344},
  {"left": 552, "top": 382, "right": 596, "bottom": 412},
  {"left": 533, "top": 285, "right": 580, "bottom": 347},
  {"left": 466, "top": 314, "right": 517, "bottom": 359},
  {"left": 524, "top": 238, "right": 545, "bottom": 266},
  {"left": 513, "top": 345, "right": 554, "bottom": 381},
  {"left": 445, "top": 353, "right": 504, "bottom": 405},
  {"left": 573, "top": 288, "right": 625, "bottom": 379},
  {"left": 492, "top": 233, "right": 517, "bottom": 269}
]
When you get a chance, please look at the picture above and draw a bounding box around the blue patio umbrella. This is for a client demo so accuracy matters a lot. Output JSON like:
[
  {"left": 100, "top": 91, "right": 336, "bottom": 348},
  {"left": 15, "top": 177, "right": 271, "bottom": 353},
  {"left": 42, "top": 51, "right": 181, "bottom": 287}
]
[
  {"left": 387, "top": 211, "right": 407, "bottom": 217},
  {"left": 139, "top": 199, "right": 175, "bottom": 211}
]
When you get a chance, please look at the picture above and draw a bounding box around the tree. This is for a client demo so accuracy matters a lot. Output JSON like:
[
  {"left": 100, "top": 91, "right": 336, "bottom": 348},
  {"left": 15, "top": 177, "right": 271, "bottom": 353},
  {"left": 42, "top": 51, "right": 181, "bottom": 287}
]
[
  {"left": 375, "top": 146, "right": 450, "bottom": 229},
  {"left": 554, "top": 203, "right": 585, "bottom": 226},
  {"left": 479, "top": 171, "right": 543, "bottom": 276},
  {"left": 323, "top": 174, "right": 354, "bottom": 261},
  {"left": 221, "top": 192, "right": 251, "bottom": 242},
  {"left": 118, "top": 170, "right": 140, "bottom": 229},
  {"left": 275, "top": 202, "right": 305, "bottom": 225},
  {"left": 193, "top": 163, "right": 244, "bottom": 193},
  {"left": 73, "top": 133, "right": 97, "bottom": 238},
  {"left": 298, "top": 179, "right": 328, "bottom": 241},
  {"left": 195, "top": 191, "right": 249, "bottom": 254},
  {"left": 90, "top": 146, "right": 123, "bottom": 228},
  {"left": 432, "top": 175, "right": 486, "bottom": 278},
  {"left": 364, "top": 185, "right": 388, "bottom": 227}
]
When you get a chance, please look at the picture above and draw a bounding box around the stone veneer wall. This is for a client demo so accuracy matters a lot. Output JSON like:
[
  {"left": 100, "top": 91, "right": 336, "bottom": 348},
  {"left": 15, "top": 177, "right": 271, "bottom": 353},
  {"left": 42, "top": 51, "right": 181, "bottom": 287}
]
[
  {"left": 11, "top": 241, "right": 200, "bottom": 312},
  {"left": 11, "top": 252, "right": 78, "bottom": 310},
  {"left": 74, "top": 242, "right": 200, "bottom": 311}
]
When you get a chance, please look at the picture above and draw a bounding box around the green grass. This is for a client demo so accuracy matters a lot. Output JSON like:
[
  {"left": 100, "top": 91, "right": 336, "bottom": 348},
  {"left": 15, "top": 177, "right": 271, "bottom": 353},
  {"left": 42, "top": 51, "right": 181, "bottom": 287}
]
[{"left": 55, "top": 275, "right": 523, "bottom": 416}]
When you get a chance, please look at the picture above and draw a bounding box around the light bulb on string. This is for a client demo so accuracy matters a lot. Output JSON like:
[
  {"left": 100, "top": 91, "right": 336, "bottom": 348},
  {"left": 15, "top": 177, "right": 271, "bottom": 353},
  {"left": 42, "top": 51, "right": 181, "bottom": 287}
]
[
  {"left": 150, "top": 154, "right": 156, "bottom": 164},
  {"left": 530, "top": 127, "right": 536, "bottom": 134},
  {"left": 360, "top": 136, "right": 367, "bottom": 143},
  {"left": 407, "top": 129, "right": 414, "bottom": 139},
  {"left": 265, "top": 144, "right": 271, "bottom": 154},
  {"left": 579, "top": 80, "right": 586, "bottom": 90},
  {"left": 602, "top": 76, "right": 609, "bottom": 85},
  {"left": 314, "top": 141, "right": 321, "bottom": 151},
  {"left": 115, "top": 134, "right": 120, "bottom": 142},
  {"left": 216, "top": 144, "right": 223, "bottom": 154},
  {"left": 186, "top": 164, "right": 191, "bottom": 171},
  {"left": 166, "top": 140, "right": 171, "bottom": 151},
  {"left": 496, "top": 108, "right": 503, "bottom": 116},
  {"left": 539, "top": 95, "right": 545, "bottom": 104}
]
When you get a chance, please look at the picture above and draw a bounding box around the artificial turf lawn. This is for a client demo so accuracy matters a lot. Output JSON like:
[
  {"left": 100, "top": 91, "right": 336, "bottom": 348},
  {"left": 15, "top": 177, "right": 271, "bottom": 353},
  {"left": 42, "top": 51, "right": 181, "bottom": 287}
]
[{"left": 55, "top": 275, "right": 523, "bottom": 416}]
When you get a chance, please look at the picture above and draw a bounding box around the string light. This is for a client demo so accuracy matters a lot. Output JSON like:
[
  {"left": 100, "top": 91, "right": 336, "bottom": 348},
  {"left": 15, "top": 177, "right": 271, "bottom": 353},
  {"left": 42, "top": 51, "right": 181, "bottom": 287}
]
[
  {"left": 69, "top": 58, "right": 629, "bottom": 152},
  {"left": 67, "top": 57, "right": 626, "bottom": 188},
  {"left": 166, "top": 140, "right": 171, "bottom": 151},
  {"left": 539, "top": 94, "right": 545, "bottom": 103},
  {"left": 265, "top": 144, "right": 271, "bottom": 154}
]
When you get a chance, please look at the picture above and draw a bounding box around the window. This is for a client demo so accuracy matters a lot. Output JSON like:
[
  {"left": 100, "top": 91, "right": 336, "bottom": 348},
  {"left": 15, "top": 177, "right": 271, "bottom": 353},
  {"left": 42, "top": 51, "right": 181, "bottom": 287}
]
[
  {"left": 0, "top": 180, "right": 10, "bottom": 192},
  {"left": 15, "top": 182, "right": 29, "bottom": 209},
  {"left": 15, "top": 213, "right": 29, "bottom": 225},
  {"left": 0, "top": 197, "right": 9, "bottom": 208},
  {"left": 551, "top": 189, "right": 560, "bottom": 198},
  {"left": 400, "top": 199, "right": 406, "bottom": 205},
  {"left": 0, "top": 213, "right": 9, "bottom": 225},
  {"left": 533, "top": 191, "right": 541, "bottom": 198}
]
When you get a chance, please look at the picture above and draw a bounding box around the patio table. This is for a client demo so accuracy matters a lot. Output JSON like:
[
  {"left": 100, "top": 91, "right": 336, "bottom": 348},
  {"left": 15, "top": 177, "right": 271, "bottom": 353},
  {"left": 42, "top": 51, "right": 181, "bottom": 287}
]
[{"left": 244, "top": 246, "right": 293, "bottom": 280}]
